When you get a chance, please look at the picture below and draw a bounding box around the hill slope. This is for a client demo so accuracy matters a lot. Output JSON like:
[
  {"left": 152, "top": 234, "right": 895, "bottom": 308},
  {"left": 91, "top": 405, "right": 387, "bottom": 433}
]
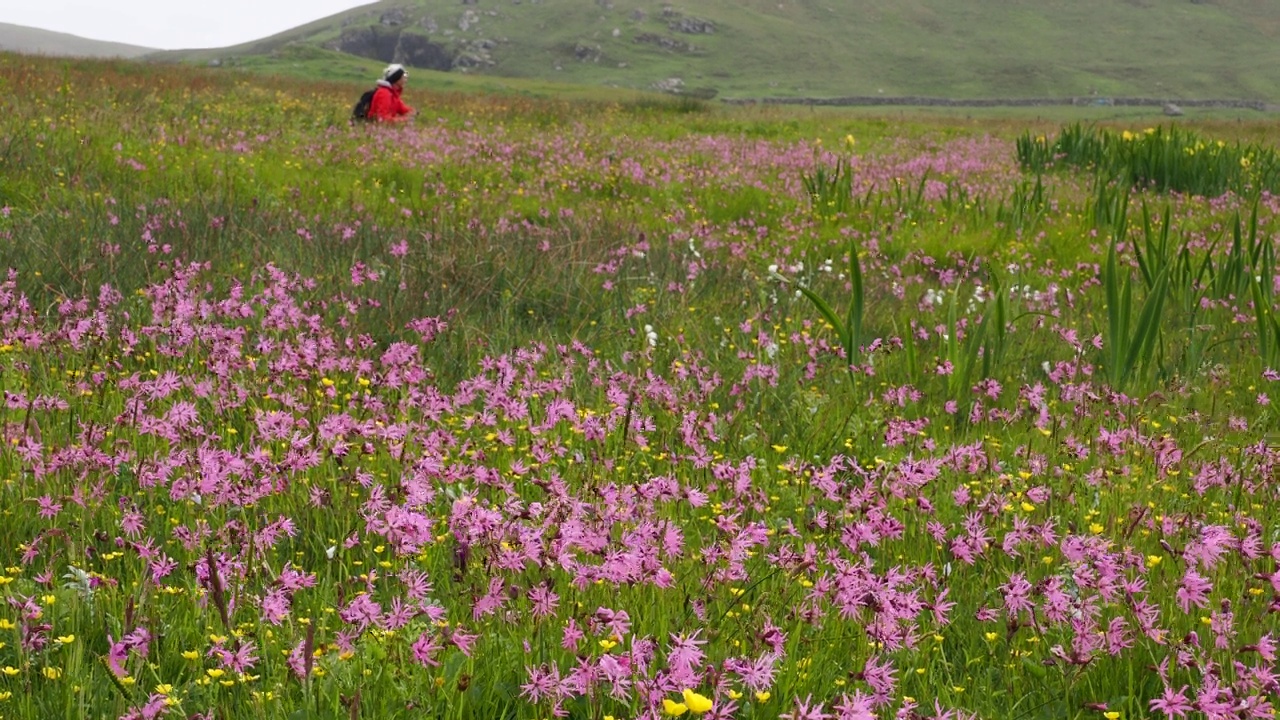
[
  {"left": 0, "top": 23, "right": 154, "bottom": 58},
  {"left": 152, "top": 0, "right": 1280, "bottom": 101}
]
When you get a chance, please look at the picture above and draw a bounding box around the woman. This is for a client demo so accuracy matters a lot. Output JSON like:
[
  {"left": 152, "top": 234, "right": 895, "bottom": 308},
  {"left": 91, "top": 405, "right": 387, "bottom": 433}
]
[{"left": 369, "top": 64, "right": 415, "bottom": 123}]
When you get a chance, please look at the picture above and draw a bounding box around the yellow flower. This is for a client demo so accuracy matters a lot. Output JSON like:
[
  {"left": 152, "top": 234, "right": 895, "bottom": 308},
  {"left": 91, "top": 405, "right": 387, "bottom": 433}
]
[
  {"left": 55, "top": 635, "right": 75, "bottom": 645},
  {"left": 155, "top": 684, "right": 174, "bottom": 695},
  {"left": 2, "top": 667, "right": 18, "bottom": 677},
  {"left": 663, "top": 698, "right": 689, "bottom": 716},
  {"left": 1146, "top": 555, "right": 1162, "bottom": 568},
  {"left": 1104, "top": 712, "right": 1121, "bottom": 720},
  {"left": 1020, "top": 502, "right": 1036, "bottom": 512},
  {"left": 598, "top": 639, "right": 617, "bottom": 652},
  {"left": 206, "top": 669, "right": 225, "bottom": 679},
  {"left": 0, "top": 619, "right": 15, "bottom": 630},
  {"left": 42, "top": 667, "right": 62, "bottom": 680},
  {"left": 771, "top": 445, "right": 788, "bottom": 453},
  {"left": 182, "top": 650, "right": 200, "bottom": 661},
  {"left": 727, "top": 689, "right": 743, "bottom": 700},
  {"left": 682, "top": 689, "right": 714, "bottom": 714},
  {"left": 755, "top": 691, "right": 771, "bottom": 702}
]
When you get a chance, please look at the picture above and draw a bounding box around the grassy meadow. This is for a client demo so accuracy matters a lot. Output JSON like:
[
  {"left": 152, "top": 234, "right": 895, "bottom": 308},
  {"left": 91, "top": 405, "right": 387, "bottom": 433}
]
[{"left": 2, "top": 53, "right": 1280, "bottom": 720}]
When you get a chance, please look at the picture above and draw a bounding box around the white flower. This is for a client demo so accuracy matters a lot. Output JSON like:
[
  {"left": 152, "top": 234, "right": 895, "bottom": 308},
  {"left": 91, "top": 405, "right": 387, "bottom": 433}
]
[
  {"left": 767, "top": 263, "right": 779, "bottom": 274},
  {"left": 63, "top": 566, "right": 94, "bottom": 604}
]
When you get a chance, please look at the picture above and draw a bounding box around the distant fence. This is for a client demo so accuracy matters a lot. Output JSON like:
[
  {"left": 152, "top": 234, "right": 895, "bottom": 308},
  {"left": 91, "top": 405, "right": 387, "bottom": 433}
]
[{"left": 720, "top": 96, "right": 1274, "bottom": 111}]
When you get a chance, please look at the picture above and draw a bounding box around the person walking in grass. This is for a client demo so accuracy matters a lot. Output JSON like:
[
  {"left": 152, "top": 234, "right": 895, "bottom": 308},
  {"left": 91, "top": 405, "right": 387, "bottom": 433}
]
[{"left": 369, "top": 64, "right": 415, "bottom": 123}]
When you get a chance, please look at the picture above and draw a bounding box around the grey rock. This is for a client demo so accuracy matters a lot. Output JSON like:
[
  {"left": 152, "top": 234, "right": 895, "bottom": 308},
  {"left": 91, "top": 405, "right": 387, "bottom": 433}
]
[
  {"left": 652, "top": 77, "right": 684, "bottom": 93},
  {"left": 669, "top": 17, "right": 716, "bottom": 34},
  {"left": 634, "top": 33, "right": 695, "bottom": 52},
  {"left": 330, "top": 25, "right": 453, "bottom": 71},
  {"left": 380, "top": 8, "right": 408, "bottom": 26}
]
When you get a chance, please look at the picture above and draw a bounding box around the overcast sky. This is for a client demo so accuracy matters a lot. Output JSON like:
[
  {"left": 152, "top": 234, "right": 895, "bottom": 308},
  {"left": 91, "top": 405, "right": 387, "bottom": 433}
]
[{"left": 0, "top": 1, "right": 378, "bottom": 50}]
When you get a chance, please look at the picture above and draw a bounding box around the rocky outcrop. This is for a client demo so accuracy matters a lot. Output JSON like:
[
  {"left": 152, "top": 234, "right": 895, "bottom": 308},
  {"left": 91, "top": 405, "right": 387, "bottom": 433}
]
[
  {"left": 634, "top": 33, "right": 697, "bottom": 52},
  {"left": 331, "top": 26, "right": 401, "bottom": 63},
  {"left": 329, "top": 26, "right": 454, "bottom": 71},
  {"left": 660, "top": 6, "right": 716, "bottom": 34},
  {"left": 574, "top": 42, "right": 603, "bottom": 62},
  {"left": 398, "top": 31, "right": 454, "bottom": 70},
  {"left": 380, "top": 9, "right": 408, "bottom": 26},
  {"left": 454, "top": 37, "right": 497, "bottom": 69},
  {"left": 668, "top": 17, "right": 716, "bottom": 34}
]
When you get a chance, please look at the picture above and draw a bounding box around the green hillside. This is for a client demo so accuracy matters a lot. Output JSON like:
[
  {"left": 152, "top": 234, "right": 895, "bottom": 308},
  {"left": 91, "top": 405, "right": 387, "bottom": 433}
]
[
  {"left": 0, "top": 22, "right": 154, "bottom": 58},
  {"left": 151, "top": 0, "right": 1280, "bottom": 102}
]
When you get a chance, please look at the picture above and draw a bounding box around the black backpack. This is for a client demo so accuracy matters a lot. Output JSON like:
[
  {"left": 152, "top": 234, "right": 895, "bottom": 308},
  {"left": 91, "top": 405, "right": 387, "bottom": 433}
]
[{"left": 352, "top": 88, "right": 377, "bottom": 122}]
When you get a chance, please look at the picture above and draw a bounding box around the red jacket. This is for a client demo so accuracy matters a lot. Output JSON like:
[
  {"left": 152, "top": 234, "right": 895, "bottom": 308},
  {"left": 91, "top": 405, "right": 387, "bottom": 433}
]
[{"left": 369, "top": 83, "right": 413, "bottom": 122}]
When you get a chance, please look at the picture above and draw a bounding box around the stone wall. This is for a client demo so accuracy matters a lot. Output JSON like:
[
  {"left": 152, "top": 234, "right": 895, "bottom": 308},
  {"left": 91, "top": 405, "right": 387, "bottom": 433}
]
[{"left": 721, "top": 96, "right": 1270, "bottom": 111}]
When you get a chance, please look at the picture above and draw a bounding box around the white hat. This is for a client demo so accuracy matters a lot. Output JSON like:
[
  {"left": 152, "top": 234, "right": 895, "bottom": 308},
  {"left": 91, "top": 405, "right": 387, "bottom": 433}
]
[{"left": 383, "top": 63, "right": 408, "bottom": 82}]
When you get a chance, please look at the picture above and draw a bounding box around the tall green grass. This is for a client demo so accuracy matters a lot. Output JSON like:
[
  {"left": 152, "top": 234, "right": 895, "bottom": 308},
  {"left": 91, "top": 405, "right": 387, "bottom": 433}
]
[{"left": 1018, "top": 123, "right": 1280, "bottom": 197}]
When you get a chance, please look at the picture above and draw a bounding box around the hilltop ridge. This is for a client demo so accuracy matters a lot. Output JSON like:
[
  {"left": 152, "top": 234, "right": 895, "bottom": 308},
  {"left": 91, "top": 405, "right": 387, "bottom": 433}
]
[{"left": 0, "top": 22, "right": 154, "bottom": 58}]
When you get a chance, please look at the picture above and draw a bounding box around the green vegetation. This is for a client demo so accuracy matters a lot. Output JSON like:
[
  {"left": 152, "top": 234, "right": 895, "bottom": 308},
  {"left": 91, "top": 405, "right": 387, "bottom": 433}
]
[
  {"left": 145, "top": 0, "right": 1280, "bottom": 102},
  {"left": 1018, "top": 122, "right": 1280, "bottom": 196},
  {"left": 0, "top": 53, "right": 1279, "bottom": 720}
]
